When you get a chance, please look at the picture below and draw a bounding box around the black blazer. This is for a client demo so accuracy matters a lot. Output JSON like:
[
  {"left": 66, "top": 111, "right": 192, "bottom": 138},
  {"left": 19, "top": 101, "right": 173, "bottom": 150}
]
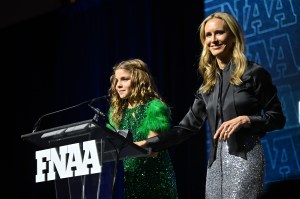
[{"left": 147, "top": 61, "right": 285, "bottom": 166}]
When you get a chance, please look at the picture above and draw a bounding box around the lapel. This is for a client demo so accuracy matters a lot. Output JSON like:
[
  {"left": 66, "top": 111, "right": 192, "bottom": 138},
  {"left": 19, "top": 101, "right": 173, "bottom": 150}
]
[
  {"left": 222, "top": 84, "right": 236, "bottom": 120},
  {"left": 210, "top": 78, "right": 219, "bottom": 134},
  {"left": 222, "top": 67, "right": 239, "bottom": 152},
  {"left": 222, "top": 66, "right": 237, "bottom": 120}
]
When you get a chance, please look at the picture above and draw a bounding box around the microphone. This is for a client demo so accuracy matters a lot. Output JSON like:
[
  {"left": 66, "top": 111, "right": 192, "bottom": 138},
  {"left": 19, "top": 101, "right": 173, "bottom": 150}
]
[
  {"left": 88, "top": 94, "right": 111, "bottom": 123},
  {"left": 32, "top": 95, "right": 110, "bottom": 133},
  {"left": 88, "top": 104, "right": 109, "bottom": 123},
  {"left": 88, "top": 96, "right": 118, "bottom": 132}
]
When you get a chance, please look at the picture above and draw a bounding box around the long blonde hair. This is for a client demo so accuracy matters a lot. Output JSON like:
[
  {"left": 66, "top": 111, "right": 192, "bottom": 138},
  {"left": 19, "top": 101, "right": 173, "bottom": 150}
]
[
  {"left": 198, "top": 12, "right": 247, "bottom": 93},
  {"left": 109, "top": 58, "right": 162, "bottom": 125}
]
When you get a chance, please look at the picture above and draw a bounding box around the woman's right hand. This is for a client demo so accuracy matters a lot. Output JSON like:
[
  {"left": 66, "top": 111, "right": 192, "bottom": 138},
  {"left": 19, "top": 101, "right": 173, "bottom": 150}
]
[{"left": 134, "top": 140, "right": 158, "bottom": 158}]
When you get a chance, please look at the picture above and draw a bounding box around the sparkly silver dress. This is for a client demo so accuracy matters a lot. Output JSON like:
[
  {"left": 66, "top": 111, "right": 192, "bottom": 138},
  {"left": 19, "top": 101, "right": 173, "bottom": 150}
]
[
  {"left": 206, "top": 66, "right": 265, "bottom": 199},
  {"left": 205, "top": 138, "right": 265, "bottom": 198}
]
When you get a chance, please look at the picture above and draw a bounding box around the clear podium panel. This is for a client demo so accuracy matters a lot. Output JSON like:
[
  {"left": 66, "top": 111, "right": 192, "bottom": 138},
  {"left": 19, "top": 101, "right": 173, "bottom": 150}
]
[
  {"left": 21, "top": 119, "right": 150, "bottom": 199},
  {"left": 21, "top": 119, "right": 150, "bottom": 163}
]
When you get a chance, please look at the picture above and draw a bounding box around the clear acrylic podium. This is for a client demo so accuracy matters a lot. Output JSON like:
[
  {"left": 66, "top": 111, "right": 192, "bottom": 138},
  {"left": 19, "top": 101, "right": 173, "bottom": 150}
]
[{"left": 21, "top": 119, "right": 150, "bottom": 199}]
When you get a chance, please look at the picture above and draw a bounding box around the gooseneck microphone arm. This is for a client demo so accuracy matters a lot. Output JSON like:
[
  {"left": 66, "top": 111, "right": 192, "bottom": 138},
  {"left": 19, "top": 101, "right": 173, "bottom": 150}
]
[
  {"left": 88, "top": 97, "right": 118, "bottom": 132},
  {"left": 32, "top": 95, "right": 109, "bottom": 133},
  {"left": 88, "top": 104, "right": 109, "bottom": 123}
]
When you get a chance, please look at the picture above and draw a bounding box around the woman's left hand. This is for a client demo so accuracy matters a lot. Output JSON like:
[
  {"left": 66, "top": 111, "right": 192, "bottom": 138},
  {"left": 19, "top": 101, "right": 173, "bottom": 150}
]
[{"left": 214, "top": 116, "right": 250, "bottom": 141}]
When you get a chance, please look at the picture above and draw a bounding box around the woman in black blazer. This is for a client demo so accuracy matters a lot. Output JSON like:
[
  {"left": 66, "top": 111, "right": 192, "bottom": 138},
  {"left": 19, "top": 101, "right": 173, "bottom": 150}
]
[{"left": 136, "top": 12, "right": 285, "bottom": 199}]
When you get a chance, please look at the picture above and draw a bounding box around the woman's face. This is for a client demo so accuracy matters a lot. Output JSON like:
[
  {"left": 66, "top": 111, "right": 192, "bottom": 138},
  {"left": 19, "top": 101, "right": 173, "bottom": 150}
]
[
  {"left": 204, "top": 18, "right": 235, "bottom": 62},
  {"left": 115, "top": 69, "right": 132, "bottom": 99}
]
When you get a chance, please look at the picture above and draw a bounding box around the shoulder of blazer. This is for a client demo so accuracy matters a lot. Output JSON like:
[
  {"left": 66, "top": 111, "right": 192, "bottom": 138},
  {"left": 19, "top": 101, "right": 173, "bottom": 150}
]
[
  {"left": 243, "top": 61, "right": 268, "bottom": 76},
  {"left": 243, "top": 61, "right": 272, "bottom": 84},
  {"left": 241, "top": 61, "right": 270, "bottom": 83}
]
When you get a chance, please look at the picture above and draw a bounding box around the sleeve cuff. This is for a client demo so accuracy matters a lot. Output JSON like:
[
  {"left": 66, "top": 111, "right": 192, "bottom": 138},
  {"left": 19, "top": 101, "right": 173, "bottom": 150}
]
[{"left": 146, "top": 136, "right": 160, "bottom": 146}]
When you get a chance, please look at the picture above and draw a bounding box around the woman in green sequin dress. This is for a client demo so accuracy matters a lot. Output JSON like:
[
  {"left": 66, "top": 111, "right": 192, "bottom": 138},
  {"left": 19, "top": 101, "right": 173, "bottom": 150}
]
[{"left": 108, "top": 58, "right": 178, "bottom": 199}]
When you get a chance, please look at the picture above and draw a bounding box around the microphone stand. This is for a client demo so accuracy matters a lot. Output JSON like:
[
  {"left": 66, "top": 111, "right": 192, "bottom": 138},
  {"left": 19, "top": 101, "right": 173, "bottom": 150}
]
[{"left": 32, "top": 95, "right": 109, "bottom": 133}]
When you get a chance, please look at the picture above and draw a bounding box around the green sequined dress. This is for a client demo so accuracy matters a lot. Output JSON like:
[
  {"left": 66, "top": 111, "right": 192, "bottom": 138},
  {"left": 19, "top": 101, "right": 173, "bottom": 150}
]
[{"left": 117, "top": 99, "right": 178, "bottom": 199}]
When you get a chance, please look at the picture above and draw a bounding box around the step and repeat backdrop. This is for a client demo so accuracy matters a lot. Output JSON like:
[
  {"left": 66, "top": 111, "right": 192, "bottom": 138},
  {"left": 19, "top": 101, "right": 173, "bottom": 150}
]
[{"left": 204, "top": 0, "right": 300, "bottom": 184}]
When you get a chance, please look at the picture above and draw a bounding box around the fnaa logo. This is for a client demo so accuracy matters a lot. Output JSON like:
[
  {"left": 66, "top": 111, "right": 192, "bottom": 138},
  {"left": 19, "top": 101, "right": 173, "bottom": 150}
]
[{"left": 35, "top": 140, "right": 101, "bottom": 183}]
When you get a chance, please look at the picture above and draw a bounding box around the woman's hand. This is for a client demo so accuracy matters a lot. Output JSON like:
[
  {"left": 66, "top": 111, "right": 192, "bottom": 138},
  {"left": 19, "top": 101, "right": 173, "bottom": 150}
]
[
  {"left": 134, "top": 140, "right": 158, "bottom": 158},
  {"left": 214, "top": 116, "right": 251, "bottom": 141},
  {"left": 134, "top": 140, "right": 148, "bottom": 147},
  {"left": 135, "top": 130, "right": 159, "bottom": 158}
]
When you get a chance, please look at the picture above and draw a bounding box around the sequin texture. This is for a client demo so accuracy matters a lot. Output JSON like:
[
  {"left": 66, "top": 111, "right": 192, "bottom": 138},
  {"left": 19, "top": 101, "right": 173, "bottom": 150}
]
[
  {"left": 119, "top": 100, "right": 178, "bottom": 199},
  {"left": 206, "top": 137, "right": 265, "bottom": 199}
]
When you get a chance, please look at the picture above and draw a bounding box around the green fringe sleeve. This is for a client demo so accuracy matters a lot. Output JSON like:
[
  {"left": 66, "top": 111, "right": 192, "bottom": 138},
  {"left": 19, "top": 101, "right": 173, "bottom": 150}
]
[{"left": 138, "top": 99, "right": 171, "bottom": 135}]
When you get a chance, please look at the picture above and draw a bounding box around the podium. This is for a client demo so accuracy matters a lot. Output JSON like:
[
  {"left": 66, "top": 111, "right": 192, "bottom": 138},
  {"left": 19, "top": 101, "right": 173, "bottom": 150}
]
[{"left": 21, "top": 119, "right": 150, "bottom": 199}]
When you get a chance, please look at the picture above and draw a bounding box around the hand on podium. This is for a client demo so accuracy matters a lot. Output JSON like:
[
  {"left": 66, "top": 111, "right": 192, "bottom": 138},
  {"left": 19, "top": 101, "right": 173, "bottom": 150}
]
[{"left": 134, "top": 140, "right": 158, "bottom": 158}]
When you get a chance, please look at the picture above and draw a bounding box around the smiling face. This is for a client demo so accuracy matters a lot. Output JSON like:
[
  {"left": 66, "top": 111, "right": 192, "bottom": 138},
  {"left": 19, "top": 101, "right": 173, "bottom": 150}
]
[
  {"left": 114, "top": 69, "right": 132, "bottom": 99},
  {"left": 204, "top": 17, "right": 235, "bottom": 67}
]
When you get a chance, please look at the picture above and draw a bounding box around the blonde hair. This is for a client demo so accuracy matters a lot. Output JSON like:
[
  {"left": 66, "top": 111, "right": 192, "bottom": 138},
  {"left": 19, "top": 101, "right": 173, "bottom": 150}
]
[
  {"left": 198, "top": 12, "right": 247, "bottom": 93},
  {"left": 109, "top": 58, "right": 162, "bottom": 125}
]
